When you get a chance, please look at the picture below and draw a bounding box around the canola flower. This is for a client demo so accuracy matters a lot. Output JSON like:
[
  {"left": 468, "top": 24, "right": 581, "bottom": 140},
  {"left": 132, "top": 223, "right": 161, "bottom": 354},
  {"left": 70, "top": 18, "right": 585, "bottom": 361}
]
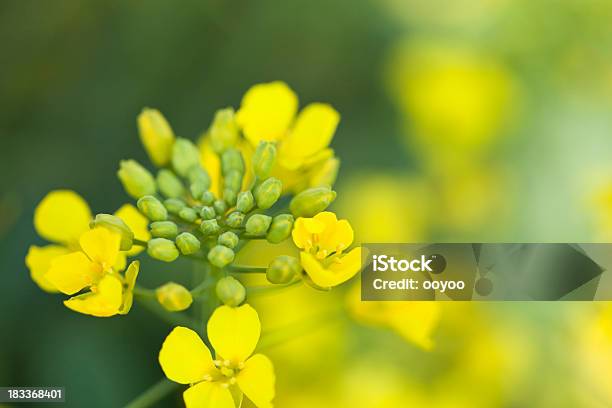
[{"left": 25, "top": 82, "right": 363, "bottom": 407}]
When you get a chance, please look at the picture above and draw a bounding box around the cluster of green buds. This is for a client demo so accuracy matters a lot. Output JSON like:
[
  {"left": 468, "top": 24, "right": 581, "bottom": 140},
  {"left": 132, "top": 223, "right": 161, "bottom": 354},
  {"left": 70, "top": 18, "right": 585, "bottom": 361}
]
[{"left": 115, "top": 108, "right": 337, "bottom": 309}]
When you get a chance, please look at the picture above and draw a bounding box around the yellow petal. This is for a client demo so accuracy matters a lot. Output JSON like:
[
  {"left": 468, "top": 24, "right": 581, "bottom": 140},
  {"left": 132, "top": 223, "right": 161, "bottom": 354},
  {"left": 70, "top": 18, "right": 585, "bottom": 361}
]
[
  {"left": 46, "top": 252, "right": 101, "bottom": 295},
  {"left": 199, "top": 137, "right": 222, "bottom": 197},
  {"left": 183, "top": 381, "right": 235, "bottom": 408},
  {"left": 25, "top": 245, "right": 69, "bottom": 292},
  {"left": 79, "top": 228, "right": 121, "bottom": 269},
  {"left": 300, "top": 247, "right": 362, "bottom": 288},
  {"left": 278, "top": 103, "right": 339, "bottom": 170},
  {"left": 119, "top": 261, "right": 139, "bottom": 315},
  {"left": 237, "top": 354, "right": 275, "bottom": 408},
  {"left": 114, "top": 252, "right": 127, "bottom": 271},
  {"left": 236, "top": 81, "right": 298, "bottom": 145},
  {"left": 115, "top": 204, "right": 150, "bottom": 256},
  {"left": 159, "top": 326, "right": 216, "bottom": 384},
  {"left": 207, "top": 304, "right": 261, "bottom": 365},
  {"left": 315, "top": 212, "right": 354, "bottom": 252},
  {"left": 33, "top": 190, "right": 91, "bottom": 245},
  {"left": 63, "top": 274, "right": 123, "bottom": 317}
]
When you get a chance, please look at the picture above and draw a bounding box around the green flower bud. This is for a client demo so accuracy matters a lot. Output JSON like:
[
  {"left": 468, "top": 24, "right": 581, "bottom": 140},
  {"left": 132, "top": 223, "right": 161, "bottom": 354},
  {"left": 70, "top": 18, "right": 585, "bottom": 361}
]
[
  {"left": 245, "top": 214, "right": 272, "bottom": 235},
  {"left": 289, "top": 186, "right": 337, "bottom": 217},
  {"left": 224, "top": 170, "right": 243, "bottom": 192},
  {"left": 147, "top": 238, "right": 179, "bottom": 262},
  {"left": 252, "top": 141, "right": 277, "bottom": 179},
  {"left": 223, "top": 189, "right": 237, "bottom": 206},
  {"left": 254, "top": 177, "right": 282, "bottom": 209},
  {"left": 221, "top": 149, "right": 244, "bottom": 175},
  {"left": 175, "top": 232, "right": 201, "bottom": 255},
  {"left": 90, "top": 214, "right": 134, "bottom": 251},
  {"left": 137, "top": 108, "right": 175, "bottom": 167},
  {"left": 225, "top": 211, "right": 245, "bottom": 229},
  {"left": 207, "top": 245, "right": 235, "bottom": 268},
  {"left": 172, "top": 138, "right": 201, "bottom": 177},
  {"left": 178, "top": 207, "right": 198, "bottom": 223},
  {"left": 209, "top": 108, "right": 239, "bottom": 154},
  {"left": 267, "top": 255, "right": 301, "bottom": 284},
  {"left": 163, "top": 198, "right": 186, "bottom": 215},
  {"left": 213, "top": 199, "right": 227, "bottom": 215},
  {"left": 117, "top": 160, "right": 156, "bottom": 199},
  {"left": 150, "top": 221, "right": 178, "bottom": 239},
  {"left": 200, "top": 206, "right": 216, "bottom": 220},
  {"left": 137, "top": 195, "right": 168, "bottom": 221},
  {"left": 157, "top": 169, "right": 185, "bottom": 198},
  {"left": 309, "top": 157, "right": 340, "bottom": 188},
  {"left": 236, "top": 191, "right": 255, "bottom": 213},
  {"left": 218, "top": 231, "right": 239, "bottom": 249},
  {"left": 201, "top": 191, "right": 215, "bottom": 206},
  {"left": 200, "top": 219, "right": 220, "bottom": 235},
  {"left": 156, "top": 282, "right": 193, "bottom": 311},
  {"left": 266, "top": 214, "right": 294, "bottom": 244},
  {"left": 188, "top": 167, "right": 211, "bottom": 199},
  {"left": 215, "top": 276, "right": 245, "bottom": 307}
]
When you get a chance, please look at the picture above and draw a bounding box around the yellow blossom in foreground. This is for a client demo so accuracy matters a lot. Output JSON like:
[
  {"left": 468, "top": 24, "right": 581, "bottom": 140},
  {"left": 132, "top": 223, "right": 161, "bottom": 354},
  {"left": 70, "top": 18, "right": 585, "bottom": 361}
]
[
  {"left": 292, "top": 211, "right": 361, "bottom": 288},
  {"left": 26, "top": 190, "right": 147, "bottom": 292},
  {"left": 45, "top": 227, "right": 139, "bottom": 317},
  {"left": 159, "top": 304, "right": 275, "bottom": 408}
]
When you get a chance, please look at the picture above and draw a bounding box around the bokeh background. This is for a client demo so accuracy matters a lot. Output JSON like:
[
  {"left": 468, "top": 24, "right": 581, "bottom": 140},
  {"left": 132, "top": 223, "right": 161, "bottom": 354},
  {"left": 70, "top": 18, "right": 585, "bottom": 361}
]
[{"left": 2, "top": 0, "right": 612, "bottom": 406}]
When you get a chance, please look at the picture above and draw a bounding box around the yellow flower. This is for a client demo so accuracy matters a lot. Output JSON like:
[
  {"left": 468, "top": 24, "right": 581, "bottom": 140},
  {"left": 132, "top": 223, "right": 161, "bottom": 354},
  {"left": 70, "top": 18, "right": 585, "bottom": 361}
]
[
  {"left": 200, "top": 81, "right": 340, "bottom": 193},
  {"left": 45, "top": 227, "right": 139, "bottom": 317},
  {"left": 26, "top": 190, "right": 148, "bottom": 292},
  {"left": 159, "top": 304, "right": 275, "bottom": 408},
  {"left": 292, "top": 211, "right": 361, "bottom": 288}
]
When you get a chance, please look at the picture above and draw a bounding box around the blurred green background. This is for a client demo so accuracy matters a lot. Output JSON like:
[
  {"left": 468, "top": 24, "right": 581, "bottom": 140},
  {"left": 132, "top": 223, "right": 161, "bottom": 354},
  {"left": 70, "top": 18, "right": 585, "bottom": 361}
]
[{"left": 2, "top": 0, "right": 612, "bottom": 406}]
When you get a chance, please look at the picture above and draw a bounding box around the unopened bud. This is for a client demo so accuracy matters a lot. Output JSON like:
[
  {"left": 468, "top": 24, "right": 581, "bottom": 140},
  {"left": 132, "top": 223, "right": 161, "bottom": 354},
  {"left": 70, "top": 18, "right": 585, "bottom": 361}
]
[
  {"left": 178, "top": 207, "right": 198, "bottom": 223},
  {"left": 221, "top": 149, "right": 245, "bottom": 175},
  {"left": 117, "top": 160, "right": 156, "bottom": 199},
  {"left": 214, "top": 199, "right": 227, "bottom": 215},
  {"left": 209, "top": 108, "right": 239, "bottom": 154},
  {"left": 137, "top": 195, "right": 168, "bottom": 221},
  {"left": 245, "top": 214, "right": 272, "bottom": 235},
  {"left": 157, "top": 169, "right": 185, "bottom": 198},
  {"left": 200, "top": 206, "right": 216, "bottom": 220},
  {"left": 252, "top": 141, "right": 277, "bottom": 179},
  {"left": 254, "top": 177, "right": 282, "bottom": 209},
  {"left": 175, "top": 232, "right": 201, "bottom": 255},
  {"left": 91, "top": 214, "right": 134, "bottom": 251},
  {"left": 200, "top": 219, "right": 220, "bottom": 235},
  {"left": 172, "top": 138, "right": 201, "bottom": 177},
  {"left": 224, "top": 189, "right": 237, "bottom": 206},
  {"left": 137, "top": 108, "right": 175, "bottom": 167},
  {"left": 156, "top": 282, "right": 193, "bottom": 311},
  {"left": 207, "top": 245, "right": 235, "bottom": 268},
  {"left": 224, "top": 170, "right": 243, "bottom": 192},
  {"left": 201, "top": 191, "right": 215, "bottom": 206},
  {"left": 289, "top": 186, "right": 336, "bottom": 217},
  {"left": 147, "top": 238, "right": 179, "bottom": 262},
  {"left": 215, "top": 276, "right": 245, "bottom": 307},
  {"left": 309, "top": 157, "right": 340, "bottom": 188},
  {"left": 163, "top": 198, "right": 186, "bottom": 215},
  {"left": 236, "top": 191, "right": 255, "bottom": 213},
  {"left": 188, "top": 167, "right": 211, "bottom": 199},
  {"left": 266, "top": 214, "right": 294, "bottom": 244},
  {"left": 150, "top": 221, "right": 178, "bottom": 239},
  {"left": 267, "top": 255, "right": 301, "bottom": 284},
  {"left": 218, "top": 231, "right": 239, "bottom": 249},
  {"left": 226, "top": 212, "right": 245, "bottom": 229}
]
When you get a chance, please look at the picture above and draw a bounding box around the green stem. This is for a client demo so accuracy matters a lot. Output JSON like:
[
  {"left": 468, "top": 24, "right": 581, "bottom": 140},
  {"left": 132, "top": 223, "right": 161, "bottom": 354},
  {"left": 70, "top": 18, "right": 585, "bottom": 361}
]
[
  {"left": 227, "top": 265, "right": 267, "bottom": 273},
  {"left": 133, "top": 285, "right": 156, "bottom": 298},
  {"left": 246, "top": 280, "right": 302, "bottom": 294},
  {"left": 135, "top": 296, "right": 198, "bottom": 329},
  {"left": 124, "top": 378, "right": 179, "bottom": 408},
  {"left": 133, "top": 239, "right": 148, "bottom": 247}
]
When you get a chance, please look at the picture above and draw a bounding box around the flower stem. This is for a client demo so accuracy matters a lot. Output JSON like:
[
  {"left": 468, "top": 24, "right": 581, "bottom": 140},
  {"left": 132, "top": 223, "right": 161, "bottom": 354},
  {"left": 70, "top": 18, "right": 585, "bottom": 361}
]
[
  {"left": 124, "top": 378, "right": 179, "bottom": 408},
  {"left": 227, "top": 265, "right": 267, "bottom": 273},
  {"left": 133, "top": 239, "right": 148, "bottom": 247},
  {"left": 246, "top": 280, "right": 302, "bottom": 294},
  {"left": 135, "top": 296, "right": 198, "bottom": 329}
]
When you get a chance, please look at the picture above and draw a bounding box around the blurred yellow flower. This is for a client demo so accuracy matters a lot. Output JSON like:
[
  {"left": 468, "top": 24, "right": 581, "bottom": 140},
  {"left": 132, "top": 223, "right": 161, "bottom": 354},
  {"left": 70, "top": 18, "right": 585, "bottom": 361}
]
[
  {"left": 292, "top": 212, "right": 361, "bottom": 288},
  {"left": 159, "top": 304, "right": 275, "bottom": 408},
  {"left": 26, "top": 190, "right": 148, "bottom": 292},
  {"left": 387, "top": 41, "right": 519, "bottom": 155},
  {"left": 156, "top": 282, "right": 193, "bottom": 312},
  {"left": 346, "top": 283, "right": 441, "bottom": 350},
  {"left": 137, "top": 108, "right": 176, "bottom": 167},
  {"left": 45, "top": 227, "right": 139, "bottom": 317}
]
